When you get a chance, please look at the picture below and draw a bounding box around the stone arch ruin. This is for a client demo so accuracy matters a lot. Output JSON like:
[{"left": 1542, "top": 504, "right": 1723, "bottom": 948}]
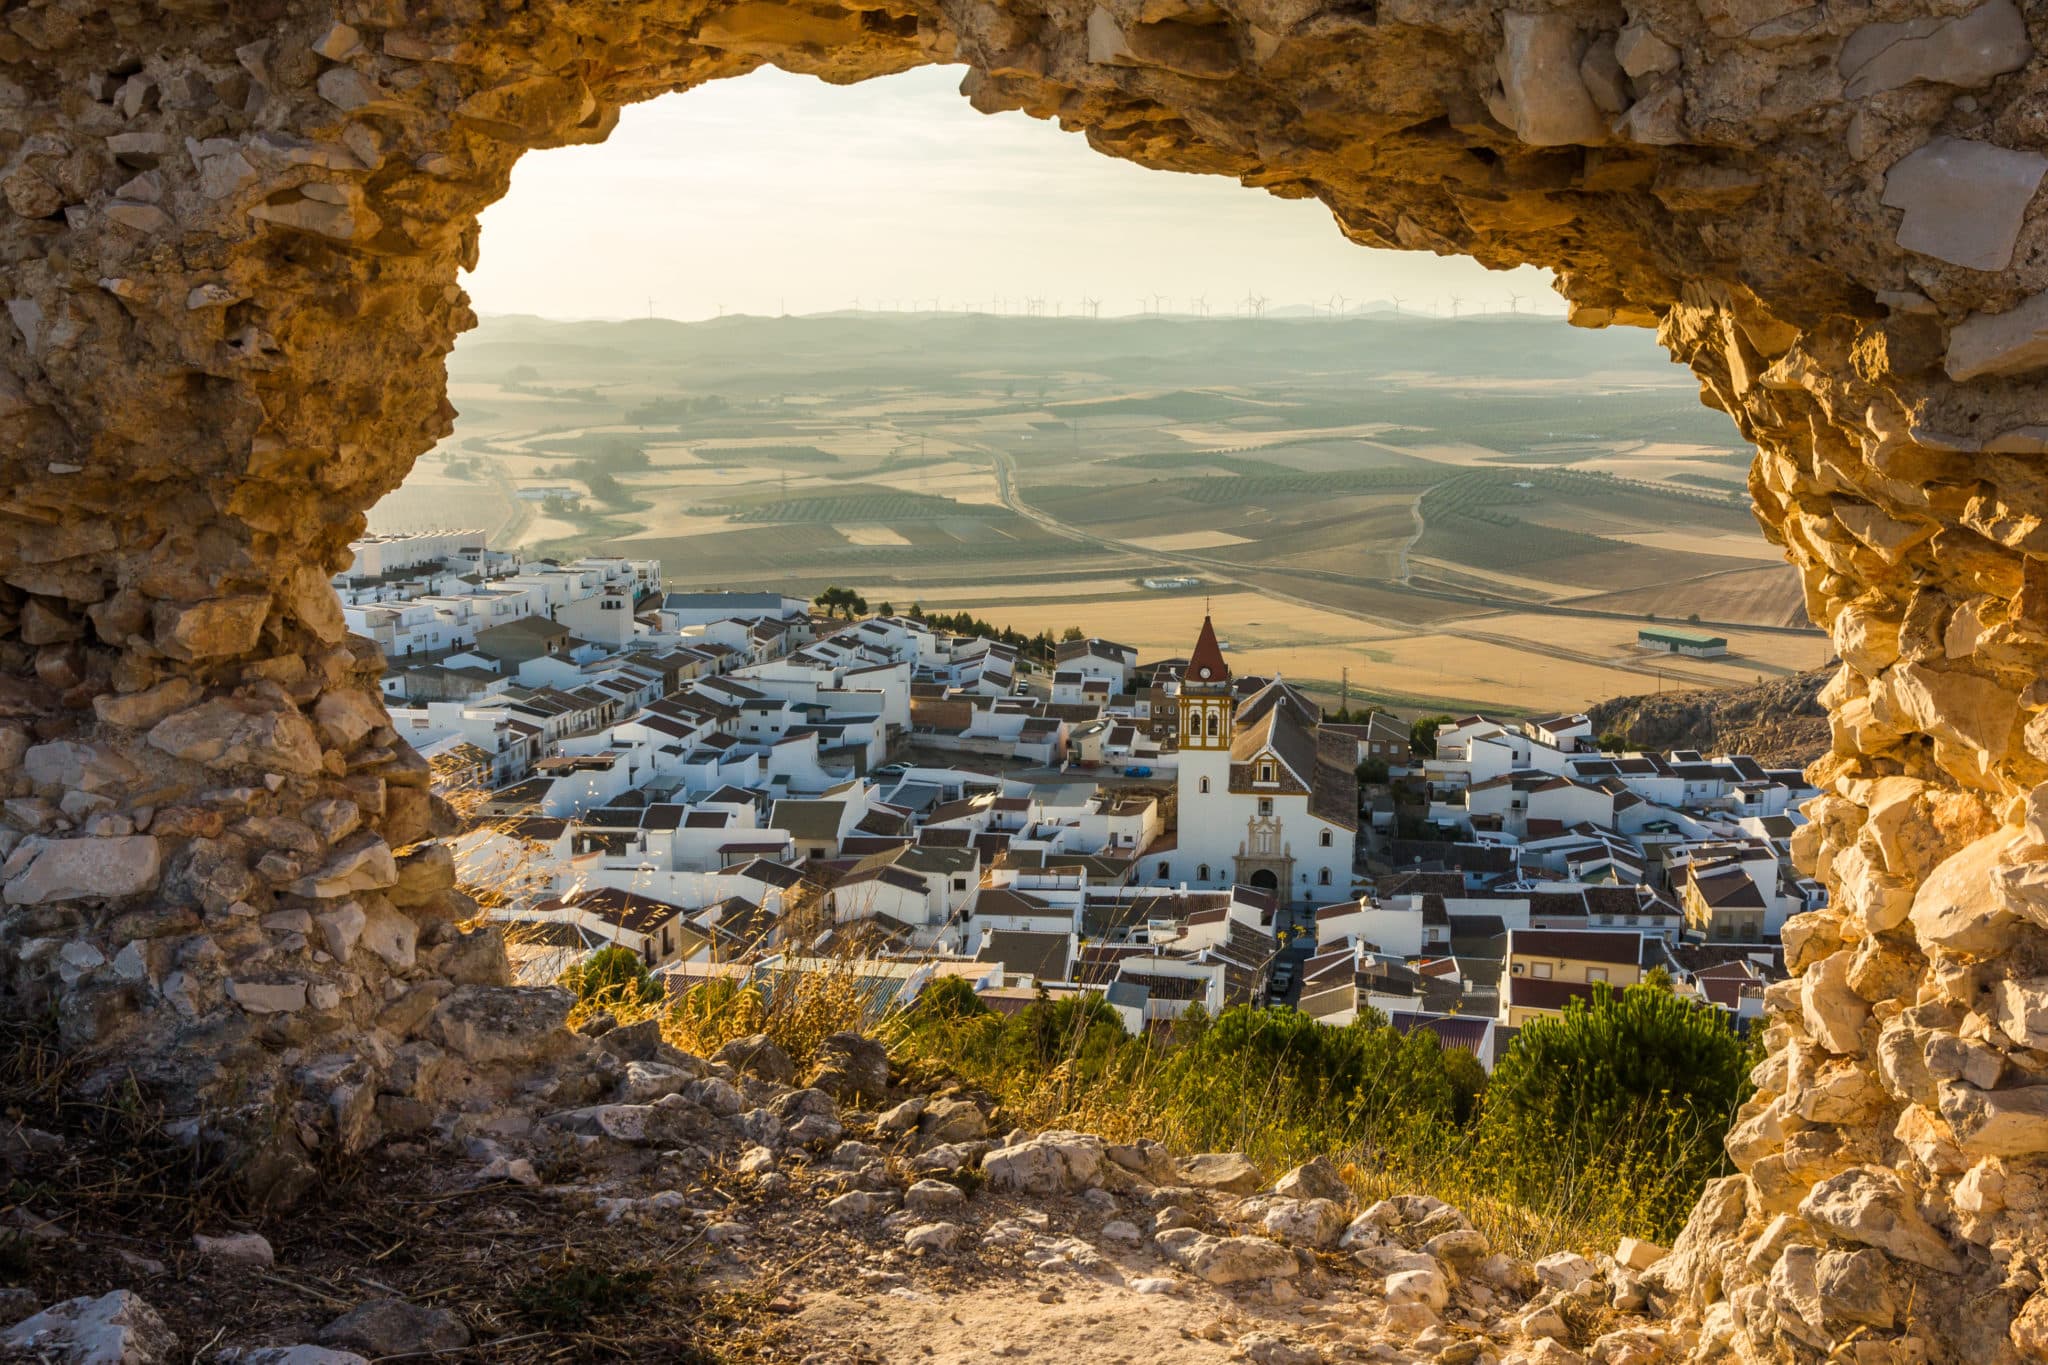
[{"left": 3, "top": 0, "right": 2048, "bottom": 1357}]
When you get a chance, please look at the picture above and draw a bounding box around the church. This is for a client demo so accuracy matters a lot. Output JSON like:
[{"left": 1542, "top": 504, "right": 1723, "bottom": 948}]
[{"left": 1151, "top": 616, "right": 1359, "bottom": 907}]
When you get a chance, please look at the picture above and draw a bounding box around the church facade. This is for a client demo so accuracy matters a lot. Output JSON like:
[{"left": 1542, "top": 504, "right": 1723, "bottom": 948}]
[{"left": 1151, "top": 617, "right": 1359, "bottom": 908}]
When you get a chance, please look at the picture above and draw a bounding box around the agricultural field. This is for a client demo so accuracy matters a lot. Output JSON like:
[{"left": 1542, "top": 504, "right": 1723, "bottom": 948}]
[{"left": 375, "top": 311, "right": 1828, "bottom": 716}]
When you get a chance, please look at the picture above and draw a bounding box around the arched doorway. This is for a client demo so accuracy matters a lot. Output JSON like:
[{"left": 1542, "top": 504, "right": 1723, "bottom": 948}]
[{"left": 1248, "top": 868, "right": 1279, "bottom": 894}]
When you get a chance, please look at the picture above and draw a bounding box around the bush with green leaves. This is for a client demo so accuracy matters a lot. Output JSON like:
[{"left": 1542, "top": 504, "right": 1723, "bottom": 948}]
[
  {"left": 888, "top": 980, "right": 1749, "bottom": 1249},
  {"left": 564, "top": 946, "right": 664, "bottom": 1010},
  {"left": 1474, "top": 982, "right": 1753, "bottom": 1237},
  {"left": 892, "top": 995, "right": 1481, "bottom": 1173},
  {"left": 1410, "top": 714, "right": 1454, "bottom": 757}
]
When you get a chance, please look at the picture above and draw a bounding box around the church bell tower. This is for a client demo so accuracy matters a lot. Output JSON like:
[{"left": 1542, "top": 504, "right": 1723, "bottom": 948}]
[{"left": 1178, "top": 614, "right": 1233, "bottom": 750}]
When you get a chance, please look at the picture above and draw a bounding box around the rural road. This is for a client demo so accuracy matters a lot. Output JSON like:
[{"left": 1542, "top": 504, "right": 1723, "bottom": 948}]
[{"left": 1397, "top": 491, "right": 1425, "bottom": 586}]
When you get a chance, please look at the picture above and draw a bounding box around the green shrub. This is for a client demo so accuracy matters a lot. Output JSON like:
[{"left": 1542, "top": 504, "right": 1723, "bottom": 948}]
[
  {"left": 564, "top": 946, "right": 662, "bottom": 1010},
  {"left": 1474, "top": 983, "right": 1751, "bottom": 1239},
  {"left": 1410, "top": 714, "right": 1454, "bottom": 757},
  {"left": 514, "top": 1259, "right": 655, "bottom": 1329},
  {"left": 887, "top": 984, "right": 1748, "bottom": 1253}
]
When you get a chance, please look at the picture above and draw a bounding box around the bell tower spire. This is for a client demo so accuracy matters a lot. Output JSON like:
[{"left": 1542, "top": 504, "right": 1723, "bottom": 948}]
[{"left": 1179, "top": 614, "right": 1232, "bottom": 751}]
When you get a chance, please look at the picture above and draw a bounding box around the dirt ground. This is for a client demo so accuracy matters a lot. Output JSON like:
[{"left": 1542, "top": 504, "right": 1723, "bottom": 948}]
[{"left": 783, "top": 1283, "right": 1248, "bottom": 1365}]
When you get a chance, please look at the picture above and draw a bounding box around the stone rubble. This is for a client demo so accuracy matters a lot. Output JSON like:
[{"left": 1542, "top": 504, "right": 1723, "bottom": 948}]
[{"left": 0, "top": 1034, "right": 1722, "bottom": 1362}]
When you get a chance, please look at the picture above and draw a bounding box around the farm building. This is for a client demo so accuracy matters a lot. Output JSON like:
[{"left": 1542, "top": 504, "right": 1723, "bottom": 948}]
[{"left": 1636, "top": 627, "right": 1729, "bottom": 658}]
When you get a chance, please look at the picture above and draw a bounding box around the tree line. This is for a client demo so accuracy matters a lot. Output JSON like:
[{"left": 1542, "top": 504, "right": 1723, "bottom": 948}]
[{"left": 809, "top": 590, "right": 1087, "bottom": 665}]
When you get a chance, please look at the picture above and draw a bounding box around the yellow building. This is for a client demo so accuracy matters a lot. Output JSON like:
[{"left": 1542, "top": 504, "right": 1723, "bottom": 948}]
[
  {"left": 1499, "top": 928, "right": 1646, "bottom": 1026},
  {"left": 1682, "top": 859, "right": 1769, "bottom": 941}
]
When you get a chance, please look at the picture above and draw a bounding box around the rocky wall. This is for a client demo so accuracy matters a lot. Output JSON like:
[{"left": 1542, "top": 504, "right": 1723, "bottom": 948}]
[{"left": 2, "top": 0, "right": 2048, "bottom": 1358}]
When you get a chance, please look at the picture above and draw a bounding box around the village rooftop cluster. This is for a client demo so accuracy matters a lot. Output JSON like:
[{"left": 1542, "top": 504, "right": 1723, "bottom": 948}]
[{"left": 344, "top": 530, "right": 1821, "bottom": 1069}]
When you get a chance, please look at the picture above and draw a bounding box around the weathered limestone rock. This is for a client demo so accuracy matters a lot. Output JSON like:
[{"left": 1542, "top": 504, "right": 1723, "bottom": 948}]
[
  {"left": 1179, "top": 1151, "right": 1264, "bottom": 1194},
  {"left": 1938, "top": 1080, "right": 2048, "bottom": 1157},
  {"left": 1, "top": 1291, "right": 179, "bottom": 1364},
  {"left": 983, "top": 1131, "right": 1107, "bottom": 1194},
  {"left": 1798, "top": 1168, "right": 1961, "bottom": 1274},
  {"left": 1800, "top": 950, "right": 1869, "bottom": 1054},
  {"left": 1910, "top": 829, "right": 2023, "bottom": 955},
  {"left": 1841, "top": 0, "right": 2033, "bottom": 100},
  {"left": 288, "top": 839, "right": 398, "bottom": 900},
  {"left": 805, "top": 1030, "right": 890, "bottom": 1104},
  {"left": 1259, "top": 1197, "right": 1349, "bottom": 1250},
  {"left": 316, "top": 1300, "right": 469, "bottom": 1358},
  {"left": 1489, "top": 13, "right": 1607, "bottom": 148},
  {"left": 1615, "top": 1237, "right": 1667, "bottom": 1272},
  {"left": 154, "top": 595, "right": 270, "bottom": 661},
  {"left": 1947, "top": 290, "right": 2048, "bottom": 382},
  {"left": 227, "top": 979, "right": 309, "bottom": 1015},
  {"left": 3, "top": 836, "right": 159, "bottom": 905},
  {"left": 715, "top": 1033, "right": 796, "bottom": 1083},
  {"left": 22, "top": 741, "right": 139, "bottom": 794},
  {"left": 918, "top": 1097, "right": 987, "bottom": 1143},
  {"left": 1880, "top": 137, "right": 2048, "bottom": 273},
  {"left": 1257, "top": 1154, "right": 1333, "bottom": 1198},
  {"left": 193, "top": 1232, "right": 275, "bottom": 1267},
  {"left": 148, "top": 701, "right": 324, "bottom": 776},
  {"left": 428, "top": 986, "right": 575, "bottom": 1065},
  {"left": 1186, "top": 1234, "right": 1300, "bottom": 1285}
]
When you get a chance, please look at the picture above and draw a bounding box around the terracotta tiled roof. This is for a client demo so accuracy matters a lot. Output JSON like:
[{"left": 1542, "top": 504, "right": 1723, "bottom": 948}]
[{"left": 1187, "top": 615, "right": 1229, "bottom": 685}]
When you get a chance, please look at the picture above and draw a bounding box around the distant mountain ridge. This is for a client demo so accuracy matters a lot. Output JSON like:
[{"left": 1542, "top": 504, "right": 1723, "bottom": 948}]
[{"left": 451, "top": 309, "right": 1703, "bottom": 395}]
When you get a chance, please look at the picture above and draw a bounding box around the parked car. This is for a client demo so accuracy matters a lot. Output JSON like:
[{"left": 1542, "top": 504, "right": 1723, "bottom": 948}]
[
  {"left": 871, "top": 763, "right": 908, "bottom": 781},
  {"left": 1124, "top": 765, "right": 1152, "bottom": 778}
]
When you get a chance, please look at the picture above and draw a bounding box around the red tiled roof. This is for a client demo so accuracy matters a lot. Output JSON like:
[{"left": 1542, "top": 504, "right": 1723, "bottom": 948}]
[{"left": 1187, "top": 615, "right": 1229, "bottom": 685}]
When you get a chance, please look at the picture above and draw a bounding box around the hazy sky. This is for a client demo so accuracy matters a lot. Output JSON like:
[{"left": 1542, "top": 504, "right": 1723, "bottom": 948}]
[{"left": 465, "top": 66, "right": 1559, "bottom": 322}]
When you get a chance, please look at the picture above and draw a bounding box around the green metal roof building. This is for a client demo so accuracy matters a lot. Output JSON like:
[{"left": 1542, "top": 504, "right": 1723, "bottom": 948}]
[{"left": 1636, "top": 627, "right": 1730, "bottom": 657}]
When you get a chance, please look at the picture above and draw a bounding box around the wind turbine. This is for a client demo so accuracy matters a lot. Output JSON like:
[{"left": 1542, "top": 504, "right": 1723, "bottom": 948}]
[
  {"left": 1448, "top": 294, "right": 1463, "bottom": 318},
  {"left": 1390, "top": 296, "right": 1404, "bottom": 316},
  {"left": 1082, "top": 296, "right": 1101, "bottom": 318},
  {"left": 1507, "top": 290, "right": 1525, "bottom": 315},
  {"left": 1251, "top": 293, "right": 1268, "bottom": 319},
  {"left": 1192, "top": 295, "right": 1208, "bottom": 318}
]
